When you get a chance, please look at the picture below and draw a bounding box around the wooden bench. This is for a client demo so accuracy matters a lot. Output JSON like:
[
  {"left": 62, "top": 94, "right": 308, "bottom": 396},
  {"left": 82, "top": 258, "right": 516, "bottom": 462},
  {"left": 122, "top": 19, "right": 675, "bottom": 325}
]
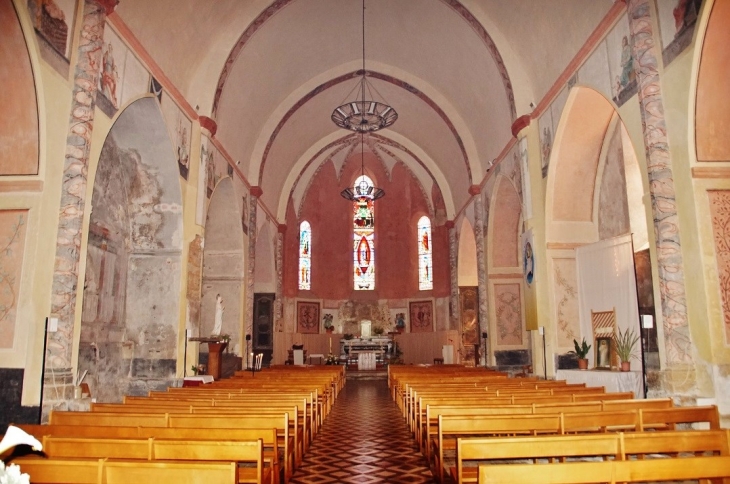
[
  {"left": 455, "top": 429, "right": 730, "bottom": 483},
  {"left": 14, "top": 459, "right": 240, "bottom": 484},
  {"left": 477, "top": 455, "right": 730, "bottom": 483},
  {"left": 41, "top": 436, "right": 274, "bottom": 484}
]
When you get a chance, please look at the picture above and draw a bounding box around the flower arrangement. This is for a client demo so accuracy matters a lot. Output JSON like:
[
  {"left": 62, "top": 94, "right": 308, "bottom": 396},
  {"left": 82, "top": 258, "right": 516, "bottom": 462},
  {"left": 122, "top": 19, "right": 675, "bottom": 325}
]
[
  {"left": 372, "top": 325, "right": 385, "bottom": 336},
  {"left": 325, "top": 353, "right": 338, "bottom": 365},
  {"left": 0, "top": 425, "right": 43, "bottom": 484}
]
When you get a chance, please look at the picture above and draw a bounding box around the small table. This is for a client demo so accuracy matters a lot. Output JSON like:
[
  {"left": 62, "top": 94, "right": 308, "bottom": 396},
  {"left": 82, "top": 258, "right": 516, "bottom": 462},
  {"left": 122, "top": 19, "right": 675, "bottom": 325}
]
[
  {"left": 309, "top": 354, "right": 325, "bottom": 365},
  {"left": 183, "top": 375, "right": 214, "bottom": 387}
]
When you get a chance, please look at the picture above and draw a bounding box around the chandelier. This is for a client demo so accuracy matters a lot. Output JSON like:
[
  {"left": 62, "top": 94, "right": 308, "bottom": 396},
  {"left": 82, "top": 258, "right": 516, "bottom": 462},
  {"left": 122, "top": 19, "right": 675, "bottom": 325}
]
[{"left": 334, "top": 0, "right": 395, "bottom": 202}]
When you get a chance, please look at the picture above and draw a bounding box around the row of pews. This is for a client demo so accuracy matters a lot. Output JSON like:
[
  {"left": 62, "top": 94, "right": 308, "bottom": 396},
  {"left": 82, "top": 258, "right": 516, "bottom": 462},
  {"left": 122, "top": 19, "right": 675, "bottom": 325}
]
[
  {"left": 5, "top": 365, "right": 344, "bottom": 484},
  {"left": 389, "top": 365, "right": 730, "bottom": 483}
]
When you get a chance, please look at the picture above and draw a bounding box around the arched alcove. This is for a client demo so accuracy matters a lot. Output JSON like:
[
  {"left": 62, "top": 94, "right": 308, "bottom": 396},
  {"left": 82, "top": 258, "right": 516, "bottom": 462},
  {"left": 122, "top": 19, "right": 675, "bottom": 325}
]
[
  {"left": 1, "top": 0, "right": 38, "bottom": 175},
  {"left": 696, "top": 0, "right": 730, "bottom": 162},
  {"left": 202, "top": 178, "right": 244, "bottom": 355},
  {"left": 545, "top": 86, "right": 650, "bottom": 364},
  {"left": 458, "top": 217, "right": 478, "bottom": 286},
  {"left": 80, "top": 97, "right": 183, "bottom": 402},
  {"left": 488, "top": 176, "right": 527, "bottom": 364}
]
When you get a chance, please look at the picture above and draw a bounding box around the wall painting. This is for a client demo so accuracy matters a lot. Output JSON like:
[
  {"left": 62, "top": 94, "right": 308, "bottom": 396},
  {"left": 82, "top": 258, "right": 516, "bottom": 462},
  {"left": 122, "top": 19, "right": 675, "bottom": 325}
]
[
  {"left": 708, "top": 190, "right": 730, "bottom": 344},
  {"left": 0, "top": 210, "right": 28, "bottom": 349},
  {"left": 494, "top": 283, "right": 523, "bottom": 346},
  {"left": 409, "top": 300, "right": 434, "bottom": 333},
  {"left": 297, "top": 300, "right": 320, "bottom": 334},
  {"left": 657, "top": 0, "right": 703, "bottom": 66}
]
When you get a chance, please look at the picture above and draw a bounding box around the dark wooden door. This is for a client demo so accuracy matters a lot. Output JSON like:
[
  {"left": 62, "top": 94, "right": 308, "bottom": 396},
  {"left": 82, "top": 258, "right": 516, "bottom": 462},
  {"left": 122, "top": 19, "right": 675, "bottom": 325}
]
[{"left": 253, "top": 293, "right": 275, "bottom": 367}]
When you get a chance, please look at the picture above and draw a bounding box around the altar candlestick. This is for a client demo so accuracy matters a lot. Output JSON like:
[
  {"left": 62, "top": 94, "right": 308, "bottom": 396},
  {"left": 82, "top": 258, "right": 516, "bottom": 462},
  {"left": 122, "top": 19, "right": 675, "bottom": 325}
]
[{"left": 329, "top": 337, "right": 332, "bottom": 353}]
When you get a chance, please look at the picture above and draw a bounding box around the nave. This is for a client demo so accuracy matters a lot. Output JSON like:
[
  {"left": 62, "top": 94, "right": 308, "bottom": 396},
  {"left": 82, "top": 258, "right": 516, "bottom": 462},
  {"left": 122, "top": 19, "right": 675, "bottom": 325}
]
[{"left": 290, "top": 378, "right": 435, "bottom": 484}]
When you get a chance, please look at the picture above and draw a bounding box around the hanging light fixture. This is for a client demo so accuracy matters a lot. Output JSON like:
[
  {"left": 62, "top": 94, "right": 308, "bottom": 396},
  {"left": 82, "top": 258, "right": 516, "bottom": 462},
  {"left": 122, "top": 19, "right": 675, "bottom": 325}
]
[{"left": 334, "top": 0, "right": 395, "bottom": 202}]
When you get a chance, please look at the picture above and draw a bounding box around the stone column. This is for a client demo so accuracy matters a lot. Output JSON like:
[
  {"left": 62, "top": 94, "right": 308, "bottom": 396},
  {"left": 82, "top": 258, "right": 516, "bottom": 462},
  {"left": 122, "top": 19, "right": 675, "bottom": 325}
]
[
  {"left": 446, "top": 220, "right": 459, "bottom": 330},
  {"left": 275, "top": 224, "right": 285, "bottom": 329},
  {"left": 627, "top": 0, "right": 692, "bottom": 365},
  {"left": 470, "top": 186, "right": 489, "bottom": 361},
  {"left": 46, "top": 0, "right": 116, "bottom": 417},
  {"left": 246, "top": 187, "right": 262, "bottom": 339}
]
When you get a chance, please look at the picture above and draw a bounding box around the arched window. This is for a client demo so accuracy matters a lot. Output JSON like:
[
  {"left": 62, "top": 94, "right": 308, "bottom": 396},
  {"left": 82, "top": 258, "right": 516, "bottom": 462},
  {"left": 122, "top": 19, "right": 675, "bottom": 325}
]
[
  {"left": 418, "top": 216, "right": 433, "bottom": 290},
  {"left": 299, "top": 221, "right": 311, "bottom": 290},
  {"left": 353, "top": 175, "right": 376, "bottom": 290}
]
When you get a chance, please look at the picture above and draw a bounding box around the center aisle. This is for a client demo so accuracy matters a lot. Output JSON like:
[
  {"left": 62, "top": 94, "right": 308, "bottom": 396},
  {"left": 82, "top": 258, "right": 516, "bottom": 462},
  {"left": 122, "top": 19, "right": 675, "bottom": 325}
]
[{"left": 290, "top": 378, "right": 436, "bottom": 483}]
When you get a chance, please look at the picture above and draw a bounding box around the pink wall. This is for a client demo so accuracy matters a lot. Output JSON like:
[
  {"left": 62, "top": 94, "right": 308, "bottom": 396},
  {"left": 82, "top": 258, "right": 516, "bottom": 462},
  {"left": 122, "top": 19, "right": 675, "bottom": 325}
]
[
  {"left": 0, "top": 0, "right": 39, "bottom": 175},
  {"left": 284, "top": 153, "right": 449, "bottom": 300}
]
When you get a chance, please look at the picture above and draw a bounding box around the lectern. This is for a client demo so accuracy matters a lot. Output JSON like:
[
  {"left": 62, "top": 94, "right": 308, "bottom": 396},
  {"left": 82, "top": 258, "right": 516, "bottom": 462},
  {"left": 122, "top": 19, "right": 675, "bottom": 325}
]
[{"left": 189, "top": 337, "right": 228, "bottom": 380}]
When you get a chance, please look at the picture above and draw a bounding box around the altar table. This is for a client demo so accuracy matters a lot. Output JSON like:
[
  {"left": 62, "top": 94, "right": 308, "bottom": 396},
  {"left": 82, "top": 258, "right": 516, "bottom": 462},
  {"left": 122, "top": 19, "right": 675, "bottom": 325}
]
[{"left": 555, "top": 369, "right": 644, "bottom": 398}]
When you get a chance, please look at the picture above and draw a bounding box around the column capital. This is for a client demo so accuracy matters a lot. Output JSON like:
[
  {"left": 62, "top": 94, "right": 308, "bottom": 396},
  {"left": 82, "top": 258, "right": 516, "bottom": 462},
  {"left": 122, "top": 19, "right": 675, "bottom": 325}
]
[
  {"left": 445, "top": 220, "right": 455, "bottom": 229},
  {"left": 250, "top": 186, "right": 263, "bottom": 197},
  {"left": 468, "top": 185, "right": 482, "bottom": 196},
  {"left": 511, "top": 114, "right": 531, "bottom": 138},
  {"left": 278, "top": 224, "right": 287, "bottom": 234},
  {"left": 199, "top": 116, "right": 218, "bottom": 136}
]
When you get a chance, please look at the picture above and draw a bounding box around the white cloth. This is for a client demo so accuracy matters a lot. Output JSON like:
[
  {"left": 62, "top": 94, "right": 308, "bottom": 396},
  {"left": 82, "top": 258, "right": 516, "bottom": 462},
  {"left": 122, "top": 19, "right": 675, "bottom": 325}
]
[
  {"left": 213, "top": 296, "right": 224, "bottom": 335},
  {"left": 555, "top": 369, "right": 643, "bottom": 398},
  {"left": 184, "top": 375, "right": 214, "bottom": 384},
  {"left": 358, "top": 351, "right": 376, "bottom": 370},
  {"left": 293, "top": 349, "right": 304, "bottom": 366}
]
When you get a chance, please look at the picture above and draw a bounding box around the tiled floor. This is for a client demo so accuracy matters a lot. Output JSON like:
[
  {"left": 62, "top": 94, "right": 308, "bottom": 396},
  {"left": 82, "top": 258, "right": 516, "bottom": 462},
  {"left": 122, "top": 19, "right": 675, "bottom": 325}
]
[{"left": 290, "top": 378, "right": 436, "bottom": 483}]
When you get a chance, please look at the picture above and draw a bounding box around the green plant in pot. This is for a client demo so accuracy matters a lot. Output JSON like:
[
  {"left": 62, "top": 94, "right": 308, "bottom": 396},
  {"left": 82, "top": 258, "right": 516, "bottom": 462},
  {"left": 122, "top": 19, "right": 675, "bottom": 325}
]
[
  {"left": 569, "top": 338, "right": 591, "bottom": 370},
  {"left": 614, "top": 327, "right": 639, "bottom": 371}
]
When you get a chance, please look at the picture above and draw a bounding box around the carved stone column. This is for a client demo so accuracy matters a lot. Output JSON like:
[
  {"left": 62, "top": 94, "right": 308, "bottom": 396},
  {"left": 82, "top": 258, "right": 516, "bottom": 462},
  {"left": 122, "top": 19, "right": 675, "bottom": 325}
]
[
  {"left": 446, "top": 220, "right": 459, "bottom": 330},
  {"left": 275, "top": 224, "right": 285, "bottom": 330},
  {"left": 627, "top": 0, "right": 692, "bottom": 365},
  {"left": 246, "top": 187, "right": 262, "bottom": 338},
  {"left": 470, "top": 186, "right": 489, "bottom": 361},
  {"left": 46, "top": 0, "right": 116, "bottom": 418}
]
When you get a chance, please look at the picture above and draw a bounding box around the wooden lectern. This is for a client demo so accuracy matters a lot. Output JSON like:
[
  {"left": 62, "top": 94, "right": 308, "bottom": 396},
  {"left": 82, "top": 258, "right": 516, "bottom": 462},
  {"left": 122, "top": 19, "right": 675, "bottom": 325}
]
[{"left": 189, "top": 337, "right": 228, "bottom": 380}]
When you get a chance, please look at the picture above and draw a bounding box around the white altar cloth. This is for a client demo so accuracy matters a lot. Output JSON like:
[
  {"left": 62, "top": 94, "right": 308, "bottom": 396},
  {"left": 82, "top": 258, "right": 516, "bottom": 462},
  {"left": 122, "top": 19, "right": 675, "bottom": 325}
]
[
  {"left": 184, "top": 375, "right": 214, "bottom": 384},
  {"left": 555, "top": 369, "right": 644, "bottom": 398},
  {"left": 358, "top": 352, "right": 376, "bottom": 370}
]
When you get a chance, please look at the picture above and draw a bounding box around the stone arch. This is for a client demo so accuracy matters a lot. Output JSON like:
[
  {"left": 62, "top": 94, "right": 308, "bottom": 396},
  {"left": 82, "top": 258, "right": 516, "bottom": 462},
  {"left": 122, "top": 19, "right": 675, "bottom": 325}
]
[
  {"left": 695, "top": 0, "right": 730, "bottom": 162},
  {"left": 80, "top": 97, "right": 183, "bottom": 402},
  {"left": 488, "top": 176, "right": 522, "bottom": 271},
  {"left": 202, "top": 177, "right": 244, "bottom": 355}
]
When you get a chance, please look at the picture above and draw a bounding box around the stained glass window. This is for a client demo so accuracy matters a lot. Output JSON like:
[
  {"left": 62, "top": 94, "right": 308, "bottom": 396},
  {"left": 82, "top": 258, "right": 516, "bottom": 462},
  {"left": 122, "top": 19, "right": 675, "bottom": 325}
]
[
  {"left": 299, "top": 221, "right": 311, "bottom": 290},
  {"left": 353, "top": 176, "right": 375, "bottom": 290},
  {"left": 418, "top": 216, "right": 433, "bottom": 290}
]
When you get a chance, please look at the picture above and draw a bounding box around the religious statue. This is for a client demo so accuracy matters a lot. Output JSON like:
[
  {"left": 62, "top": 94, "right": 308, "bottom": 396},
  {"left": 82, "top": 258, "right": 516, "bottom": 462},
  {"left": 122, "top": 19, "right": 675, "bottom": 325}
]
[{"left": 213, "top": 294, "right": 224, "bottom": 335}]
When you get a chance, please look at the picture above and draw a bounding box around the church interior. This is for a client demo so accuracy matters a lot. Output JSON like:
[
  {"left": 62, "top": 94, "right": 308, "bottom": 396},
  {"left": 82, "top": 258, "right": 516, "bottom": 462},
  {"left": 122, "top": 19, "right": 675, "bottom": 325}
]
[{"left": 2, "top": 0, "right": 730, "bottom": 480}]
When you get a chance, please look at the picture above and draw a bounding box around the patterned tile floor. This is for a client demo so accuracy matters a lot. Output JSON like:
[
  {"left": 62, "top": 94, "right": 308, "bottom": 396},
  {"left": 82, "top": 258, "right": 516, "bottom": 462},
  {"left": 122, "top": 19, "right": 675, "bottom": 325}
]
[{"left": 290, "top": 378, "right": 436, "bottom": 483}]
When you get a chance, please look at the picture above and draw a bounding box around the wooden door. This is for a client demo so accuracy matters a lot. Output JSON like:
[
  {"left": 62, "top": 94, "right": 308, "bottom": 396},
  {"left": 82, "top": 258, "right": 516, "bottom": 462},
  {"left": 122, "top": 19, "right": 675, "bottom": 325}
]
[{"left": 253, "top": 293, "right": 275, "bottom": 367}]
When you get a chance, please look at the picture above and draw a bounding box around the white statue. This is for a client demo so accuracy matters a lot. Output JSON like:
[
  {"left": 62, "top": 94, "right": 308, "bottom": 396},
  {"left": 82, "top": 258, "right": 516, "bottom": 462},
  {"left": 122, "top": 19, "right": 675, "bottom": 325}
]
[{"left": 213, "top": 294, "right": 224, "bottom": 335}]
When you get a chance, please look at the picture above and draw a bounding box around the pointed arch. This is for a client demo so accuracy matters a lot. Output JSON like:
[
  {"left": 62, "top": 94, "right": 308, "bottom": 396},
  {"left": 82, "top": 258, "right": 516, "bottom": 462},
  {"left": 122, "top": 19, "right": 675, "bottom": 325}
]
[
  {"left": 298, "top": 221, "right": 312, "bottom": 290},
  {"left": 417, "top": 216, "right": 433, "bottom": 290}
]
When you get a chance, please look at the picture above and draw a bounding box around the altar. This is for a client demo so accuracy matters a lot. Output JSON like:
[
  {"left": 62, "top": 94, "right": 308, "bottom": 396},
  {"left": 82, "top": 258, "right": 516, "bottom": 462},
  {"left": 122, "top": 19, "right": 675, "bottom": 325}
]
[
  {"left": 555, "top": 369, "right": 644, "bottom": 398},
  {"left": 341, "top": 336, "right": 393, "bottom": 369}
]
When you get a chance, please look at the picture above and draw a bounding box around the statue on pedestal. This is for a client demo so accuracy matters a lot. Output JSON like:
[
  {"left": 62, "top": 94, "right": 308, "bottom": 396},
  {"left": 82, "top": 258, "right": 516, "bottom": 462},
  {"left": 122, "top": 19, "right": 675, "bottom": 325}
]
[{"left": 213, "top": 294, "right": 224, "bottom": 336}]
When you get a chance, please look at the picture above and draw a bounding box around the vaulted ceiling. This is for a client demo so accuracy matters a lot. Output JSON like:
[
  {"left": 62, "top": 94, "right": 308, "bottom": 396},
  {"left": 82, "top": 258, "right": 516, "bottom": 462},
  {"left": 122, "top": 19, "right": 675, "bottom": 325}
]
[{"left": 115, "top": 0, "right": 613, "bottom": 219}]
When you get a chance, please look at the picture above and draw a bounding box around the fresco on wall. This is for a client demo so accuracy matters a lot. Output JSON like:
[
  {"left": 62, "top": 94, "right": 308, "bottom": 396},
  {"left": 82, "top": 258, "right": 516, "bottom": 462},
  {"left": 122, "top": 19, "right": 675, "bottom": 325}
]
[
  {"left": 657, "top": 0, "right": 703, "bottom": 66},
  {"left": 607, "top": 14, "right": 638, "bottom": 107},
  {"left": 241, "top": 195, "right": 249, "bottom": 234},
  {"left": 97, "top": 27, "right": 150, "bottom": 117},
  {"left": 539, "top": 110, "right": 553, "bottom": 179},
  {"left": 494, "top": 283, "right": 523, "bottom": 346},
  {"left": 27, "top": 0, "right": 76, "bottom": 58},
  {"left": 409, "top": 300, "right": 433, "bottom": 333},
  {"left": 553, "top": 258, "right": 580, "bottom": 348},
  {"left": 159, "top": 92, "right": 191, "bottom": 180},
  {"left": 518, "top": 138, "right": 532, "bottom": 220},
  {"left": 186, "top": 235, "right": 203, "bottom": 332},
  {"left": 0, "top": 211, "right": 27, "bottom": 349},
  {"left": 297, "top": 301, "right": 320, "bottom": 334},
  {"left": 708, "top": 190, "right": 730, "bottom": 344}
]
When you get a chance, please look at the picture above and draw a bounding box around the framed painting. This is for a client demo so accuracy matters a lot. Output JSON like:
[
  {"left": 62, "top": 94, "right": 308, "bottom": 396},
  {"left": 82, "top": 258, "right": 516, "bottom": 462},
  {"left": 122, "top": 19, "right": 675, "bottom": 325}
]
[
  {"left": 297, "top": 301, "right": 320, "bottom": 334},
  {"left": 409, "top": 300, "right": 433, "bottom": 333},
  {"left": 595, "top": 337, "right": 613, "bottom": 369}
]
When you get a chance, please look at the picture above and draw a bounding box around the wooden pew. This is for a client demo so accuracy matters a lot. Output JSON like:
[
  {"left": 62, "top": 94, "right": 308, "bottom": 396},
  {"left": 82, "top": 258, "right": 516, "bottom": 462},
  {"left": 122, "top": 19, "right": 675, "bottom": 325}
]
[
  {"left": 13, "top": 458, "right": 241, "bottom": 484},
  {"left": 477, "top": 456, "right": 730, "bottom": 483},
  {"left": 455, "top": 429, "right": 730, "bottom": 483},
  {"left": 42, "top": 436, "right": 275, "bottom": 484}
]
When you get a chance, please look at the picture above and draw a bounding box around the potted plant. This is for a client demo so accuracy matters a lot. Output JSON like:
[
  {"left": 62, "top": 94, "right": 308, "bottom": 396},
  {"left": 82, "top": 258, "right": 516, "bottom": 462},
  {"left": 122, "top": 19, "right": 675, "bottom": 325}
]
[
  {"left": 569, "top": 338, "right": 591, "bottom": 370},
  {"left": 323, "top": 314, "right": 334, "bottom": 333},
  {"left": 614, "top": 327, "right": 640, "bottom": 371},
  {"left": 372, "top": 325, "right": 385, "bottom": 336}
]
